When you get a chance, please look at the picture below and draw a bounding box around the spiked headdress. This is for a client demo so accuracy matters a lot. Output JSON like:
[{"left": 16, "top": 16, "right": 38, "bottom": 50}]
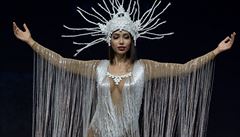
[{"left": 62, "top": 0, "right": 174, "bottom": 56}]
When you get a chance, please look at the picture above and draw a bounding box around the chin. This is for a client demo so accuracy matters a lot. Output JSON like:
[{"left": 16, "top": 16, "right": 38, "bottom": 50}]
[{"left": 115, "top": 50, "right": 128, "bottom": 55}]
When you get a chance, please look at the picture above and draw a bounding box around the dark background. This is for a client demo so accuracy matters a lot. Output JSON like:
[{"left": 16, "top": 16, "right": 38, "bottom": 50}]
[{"left": 1, "top": 0, "right": 240, "bottom": 137}]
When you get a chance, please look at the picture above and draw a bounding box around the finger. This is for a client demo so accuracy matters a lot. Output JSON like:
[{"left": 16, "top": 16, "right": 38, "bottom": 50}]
[
  {"left": 23, "top": 23, "right": 29, "bottom": 32},
  {"left": 231, "top": 32, "right": 236, "bottom": 40},
  {"left": 229, "top": 32, "right": 236, "bottom": 44},
  {"left": 13, "top": 22, "right": 16, "bottom": 27},
  {"left": 14, "top": 23, "right": 21, "bottom": 32},
  {"left": 13, "top": 23, "right": 20, "bottom": 35},
  {"left": 223, "top": 36, "right": 231, "bottom": 43},
  {"left": 13, "top": 22, "right": 17, "bottom": 31}
]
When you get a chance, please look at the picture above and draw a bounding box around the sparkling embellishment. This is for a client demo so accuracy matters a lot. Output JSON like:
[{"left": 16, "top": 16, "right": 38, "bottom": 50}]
[{"left": 106, "top": 72, "right": 132, "bottom": 85}]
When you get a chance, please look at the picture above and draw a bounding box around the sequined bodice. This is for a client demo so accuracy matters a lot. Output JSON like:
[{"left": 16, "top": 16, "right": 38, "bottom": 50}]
[{"left": 90, "top": 60, "right": 144, "bottom": 137}]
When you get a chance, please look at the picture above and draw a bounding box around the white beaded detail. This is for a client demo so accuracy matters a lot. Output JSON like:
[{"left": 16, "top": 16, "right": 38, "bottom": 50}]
[{"left": 106, "top": 72, "right": 132, "bottom": 85}]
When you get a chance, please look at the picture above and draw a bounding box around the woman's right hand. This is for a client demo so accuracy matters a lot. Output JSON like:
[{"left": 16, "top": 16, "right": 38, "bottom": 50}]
[{"left": 13, "top": 22, "right": 35, "bottom": 46}]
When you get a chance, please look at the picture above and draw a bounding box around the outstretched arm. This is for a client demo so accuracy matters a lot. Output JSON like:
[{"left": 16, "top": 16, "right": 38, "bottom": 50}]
[
  {"left": 142, "top": 32, "right": 236, "bottom": 79},
  {"left": 13, "top": 22, "right": 99, "bottom": 74}
]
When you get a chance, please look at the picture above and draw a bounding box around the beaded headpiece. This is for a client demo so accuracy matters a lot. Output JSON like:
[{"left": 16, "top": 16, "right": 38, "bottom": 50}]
[{"left": 62, "top": 0, "right": 174, "bottom": 56}]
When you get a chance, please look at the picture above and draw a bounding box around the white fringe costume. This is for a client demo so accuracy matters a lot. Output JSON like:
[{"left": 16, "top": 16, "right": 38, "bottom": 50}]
[{"left": 32, "top": 42, "right": 215, "bottom": 137}]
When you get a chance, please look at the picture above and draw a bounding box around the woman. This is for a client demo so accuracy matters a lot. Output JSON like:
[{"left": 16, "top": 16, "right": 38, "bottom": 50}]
[{"left": 13, "top": 21, "right": 236, "bottom": 137}]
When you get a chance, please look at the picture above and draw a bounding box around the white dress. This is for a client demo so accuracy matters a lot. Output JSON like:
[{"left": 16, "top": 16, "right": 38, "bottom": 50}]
[{"left": 90, "top": 60, "right": 144, "bottom": 137}]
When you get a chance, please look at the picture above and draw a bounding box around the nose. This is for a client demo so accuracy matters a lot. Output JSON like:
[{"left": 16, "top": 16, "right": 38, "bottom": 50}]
[{"left": 119, "top": 37, "right": 124, "bottom": 44}]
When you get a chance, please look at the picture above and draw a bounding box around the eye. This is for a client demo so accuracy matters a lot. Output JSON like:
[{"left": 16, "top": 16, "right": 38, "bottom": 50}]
[
  {"left": 112, "top": 35, "right": 119, "bottom": 39},
  {"left": 123, "top": 34, "right": 130, "bottom": 39}
]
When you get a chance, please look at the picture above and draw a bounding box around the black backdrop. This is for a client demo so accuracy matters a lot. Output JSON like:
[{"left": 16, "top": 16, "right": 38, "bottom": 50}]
[{"left": 1, "top": 0, "right": 240, "bottom": 137}]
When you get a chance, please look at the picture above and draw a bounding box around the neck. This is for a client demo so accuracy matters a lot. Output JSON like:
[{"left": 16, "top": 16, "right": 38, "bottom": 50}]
[{"left": 113, "top": 54, "right": 128, "bottom": 65}]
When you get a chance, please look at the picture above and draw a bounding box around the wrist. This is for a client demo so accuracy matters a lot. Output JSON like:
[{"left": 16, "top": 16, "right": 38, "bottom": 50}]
[
  {"left": 212, "top": 48, "right": 221, "bottom": 56},
  {"left": 26, "top": 38, "right": 35, "bottom": 47}
]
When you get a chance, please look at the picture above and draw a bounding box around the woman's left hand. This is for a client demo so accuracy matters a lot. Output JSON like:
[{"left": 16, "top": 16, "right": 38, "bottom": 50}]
[{"left": 213, "top": 32, "right": 236, "bottom": 55}]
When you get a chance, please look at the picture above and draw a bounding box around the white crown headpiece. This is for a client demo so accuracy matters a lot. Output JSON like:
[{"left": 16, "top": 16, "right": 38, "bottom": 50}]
[{"left": 62, "top": 0, "right": 174, "bottom": 56}]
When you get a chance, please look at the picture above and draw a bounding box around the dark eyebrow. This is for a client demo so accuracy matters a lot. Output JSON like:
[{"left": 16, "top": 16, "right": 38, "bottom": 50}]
[
  {"left": 112, "top": 33, "right": 120, "bottom": 36},
  {"left": 123, "top": 33, "right": 130, "bottom": 36}
]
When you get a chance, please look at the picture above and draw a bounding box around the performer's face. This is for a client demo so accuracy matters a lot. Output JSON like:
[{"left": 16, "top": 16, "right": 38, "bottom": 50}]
[{"left": 111, "top": 30, "right": 132, "bottom": 55}]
